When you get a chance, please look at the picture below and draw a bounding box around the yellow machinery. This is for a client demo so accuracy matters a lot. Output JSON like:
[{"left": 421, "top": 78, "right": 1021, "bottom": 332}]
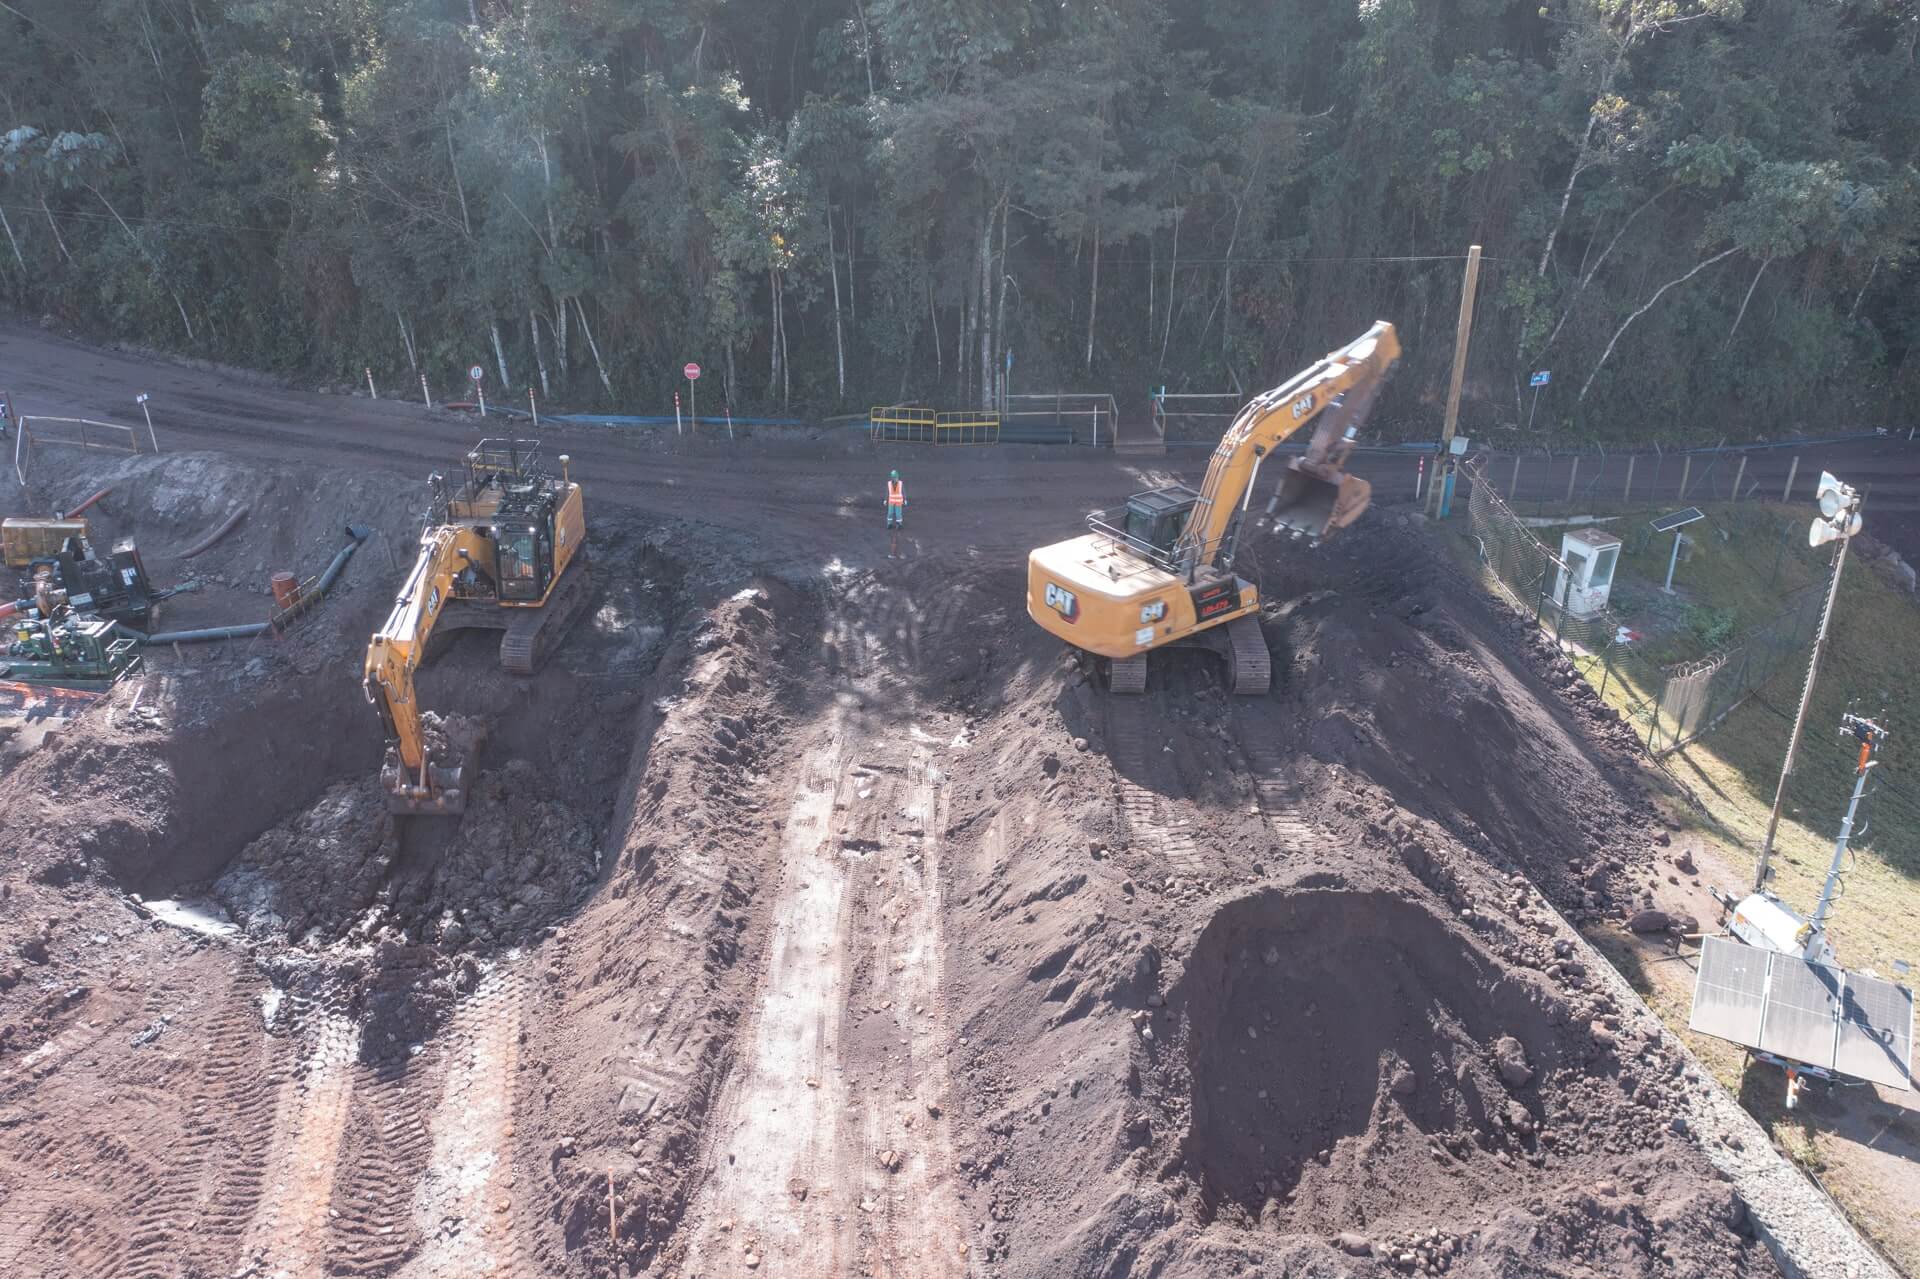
[
  {"left": 1027, "top": 322, "right": 1401, "bottom": 695},
  {"left": 364, "top": 440, "right": 589, "bottom": 815}
]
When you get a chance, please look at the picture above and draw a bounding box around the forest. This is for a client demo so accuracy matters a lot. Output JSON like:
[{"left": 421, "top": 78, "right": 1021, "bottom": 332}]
[{"left": 1, "top": 0, "right": 1916, "bottom": 439}]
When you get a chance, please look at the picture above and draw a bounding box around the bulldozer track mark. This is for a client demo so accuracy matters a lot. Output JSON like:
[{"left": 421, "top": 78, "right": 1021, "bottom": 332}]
[
  {"left": 238, "top": 1010, "right": 362, "bottom": 1279},
  {"left": 1233, "top": 710, "right": 1317, "bottom": 854},
  {"left": 117, "top": 971, "right": 284, "bottom": 1279},
  {"left": 393, "top": 963, "right": 531, "bottom": 1279},
  {"left": 1105, "top": 698, "right": 1203, "bottom": 872},
  {"left": 325, "top": 1052, "right": 440, "bottom": 1275}
]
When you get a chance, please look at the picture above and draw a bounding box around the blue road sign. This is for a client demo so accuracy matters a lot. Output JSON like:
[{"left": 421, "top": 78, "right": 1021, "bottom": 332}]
[{"left": 1530, "top": 370, "right": 1552, "bottom": 387}]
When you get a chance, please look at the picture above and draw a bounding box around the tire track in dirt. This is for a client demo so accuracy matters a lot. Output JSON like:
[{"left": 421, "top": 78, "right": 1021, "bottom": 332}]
[
  {"left": 393, "top": 962, "right": 530, "bottom": 1279},
  {"left": 116, "top": 971, "right": 283, "bottom": 1279},
  {"left": 843, "top": 746, "right": 971, "bottom": 1278},
  {"left": 682, "top": 733, "right": 851, "bottom": 1275},
  {"left": 325, "top": 1052, "right": 440, "bottom": 1275},
  {"left": 1104, "top": 696, "right": 1202, "bottom": 873},
  {"left": 236, "top": 1006, "right": 362, "bottom": 1277},
  {"left": 1233, "top": 706, "right": 1318, "bottom": 855}
]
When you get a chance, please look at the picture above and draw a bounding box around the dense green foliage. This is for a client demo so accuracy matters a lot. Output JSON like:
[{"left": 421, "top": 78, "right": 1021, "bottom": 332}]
[{"left": 2, "top": 0, "right": 1915, "bottom": 436}]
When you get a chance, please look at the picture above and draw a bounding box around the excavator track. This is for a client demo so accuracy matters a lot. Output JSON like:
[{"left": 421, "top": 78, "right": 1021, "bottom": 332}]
[
  {"left": 499, "top": 565, "right": 593, "bottom": 675},
  {"left": 1226, "top": 614, "right": 1271, "bottom": 696},
  {"left": 1109, "top": 654, "right": 1148, "bottom": 695}
]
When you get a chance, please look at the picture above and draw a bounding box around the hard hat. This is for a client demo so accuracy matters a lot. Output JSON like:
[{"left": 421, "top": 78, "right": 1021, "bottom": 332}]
[{"left": 890, "top": 470, "right": 900, "bottom": 479}]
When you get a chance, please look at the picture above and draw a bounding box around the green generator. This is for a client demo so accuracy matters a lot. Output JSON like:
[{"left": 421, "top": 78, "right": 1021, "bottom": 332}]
[{"left": 2, "top": 613, "right": 143, "bottom": 691}]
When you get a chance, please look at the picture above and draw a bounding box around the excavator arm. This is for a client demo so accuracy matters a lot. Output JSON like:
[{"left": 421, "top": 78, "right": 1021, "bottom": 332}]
[
  {"left": 1175, "top": 321, "right": 1401, "bottom": 573},
  {"left": 363, "top": 525, "right": 490, "bottom": 814}
]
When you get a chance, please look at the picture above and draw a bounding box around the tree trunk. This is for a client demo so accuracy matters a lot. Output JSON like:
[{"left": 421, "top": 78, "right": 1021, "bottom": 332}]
[
  {"left": 1085, "top": 224, "right": 1100, "bottom": 372},
  {"left": 397, "top": 310, "right": 417, "bottom": 372},
  {"left": 826, "top": 200, "right": 845, "bottom": 402},
  {"left": 573, "top": 296, "right": 614, "bottom": 400},
  {"left": 994, "top": 196, "right": 1010, "bottom": 409},
  {"left": 87, "top": 184, "right": 192, "bottom": 340},
  {"left": 446, "top": 120, "right": 472, "bottom": 237},
  {"left": 39, "top": 195, "right": 72, "bottom": 262},
  {"left": 1581, "top": 247, "right": 1739, "bottom": 401},
  {"left": 928, "top": 278, "right": 942, "bottom": 381},
  {"left": 977, "top": 196, "right": 997, "bottom": 408},
  {"left": 530, "top": 308, "right": 550, "bottom": 398},
  {"left": 1160, "top": 204, "right": 1181, "bottom": 368},
  {"left": 490, "top": 321, "right": 511, "bottom": 389},
  {"left": 1538, "top": 185, "right": 1671, "bottom": 358},
  {"left": 0, "top": 204, "right": 24, "bottom": 272},
  {"left": 1723, "top": 256, "right": 1771, "bottom": 348}
]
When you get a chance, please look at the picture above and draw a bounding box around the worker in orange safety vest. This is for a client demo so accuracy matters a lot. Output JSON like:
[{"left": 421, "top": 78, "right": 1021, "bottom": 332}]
[{"left": 885, "top": 469, "right": 907, "bottom": 529}]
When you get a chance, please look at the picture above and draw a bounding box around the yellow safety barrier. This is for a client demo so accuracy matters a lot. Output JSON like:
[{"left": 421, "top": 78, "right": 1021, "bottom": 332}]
[{"left": 869, "top": 406, "right": 1000, "bottom": 446}]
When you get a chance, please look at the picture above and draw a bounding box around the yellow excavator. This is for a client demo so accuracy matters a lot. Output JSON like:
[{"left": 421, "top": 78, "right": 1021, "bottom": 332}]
[
  {"left": 364, "top": 439, "right": 589, "bottom": 815},
  {"left": 1026, "top": 322, "right": 1401, "bottom": 694}
]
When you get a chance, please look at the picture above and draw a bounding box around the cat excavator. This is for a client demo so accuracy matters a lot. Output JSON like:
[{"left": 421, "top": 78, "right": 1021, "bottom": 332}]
[
  {"left": 1026, "top": 322, "right": 1401, "bottom": 694},
  {"left": 364, "top": 440, "right": 589, "bottom": 815}
]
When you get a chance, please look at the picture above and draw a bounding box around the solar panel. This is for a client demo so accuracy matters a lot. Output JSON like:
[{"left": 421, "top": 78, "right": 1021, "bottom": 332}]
[
  {"left": 1650, "top": 507, "right": 1706, "bottom": 533},
  {"left": 1691, "top": 938, "right": 1767, "bottom": 1045},
  {"left": 1689, "top": 938, "right": 1914, "bottom": 1089},
  {"left": 1835, "top": 971, "right": 1915, "bottom": 1090},
  {"left": 1758, "top": 957, "right": 1844, "bottom": 1068}
]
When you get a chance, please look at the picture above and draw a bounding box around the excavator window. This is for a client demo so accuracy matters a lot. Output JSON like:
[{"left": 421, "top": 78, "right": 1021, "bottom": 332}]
[{"left": 497, "top": 526, "right": 546, "bottom": 601}]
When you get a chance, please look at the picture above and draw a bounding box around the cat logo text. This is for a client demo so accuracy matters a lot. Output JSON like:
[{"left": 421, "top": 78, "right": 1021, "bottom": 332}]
[{"left": 1043, "top": 582, "right": 1079, "bottom": 622}]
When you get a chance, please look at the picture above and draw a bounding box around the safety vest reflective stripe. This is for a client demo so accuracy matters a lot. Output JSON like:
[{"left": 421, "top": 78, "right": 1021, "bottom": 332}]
[{"left": 887, "top": 480, "right": 904, "bottom": 505}]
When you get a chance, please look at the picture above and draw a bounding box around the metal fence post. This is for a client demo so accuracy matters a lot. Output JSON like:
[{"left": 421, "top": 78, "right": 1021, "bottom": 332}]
[
  {"left": 1783, "top": 455, "right": 1801, "bottom": 502},
  {"left": 1623, "top": 454, "right": 1635, "bottom": 502},
  {"left": 1678, "top": 455, "right": 1692, "bottom": 501},
  {"left": 1732, "top": 452, "right": 1747, "bottom": 501},
  {"left": 1567, "top": 455, "right": 1579, "bottom": 503},
  {"left": 1511, "top": 453, "right": 1522, "bottom": 500}
]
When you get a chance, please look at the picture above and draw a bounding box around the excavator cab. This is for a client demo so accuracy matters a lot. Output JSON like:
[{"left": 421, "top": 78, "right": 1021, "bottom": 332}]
[
  {"left": 495, "top": 522, "right": 550, "bottom": 601},
  {"left": 1123, "top": 487, "right": 1199, "bottom": 562}
]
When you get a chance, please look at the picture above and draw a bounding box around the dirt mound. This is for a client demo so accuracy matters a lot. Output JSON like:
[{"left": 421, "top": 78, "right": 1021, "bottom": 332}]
[{"left": 1176, "top": 886, "right": 1561, "bottom": 1226}]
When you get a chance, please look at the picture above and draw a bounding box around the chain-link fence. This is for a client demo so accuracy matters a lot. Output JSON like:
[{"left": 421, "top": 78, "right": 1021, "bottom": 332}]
[{"left": 1463, "top": 459, "right": 1821, "bottom": 756}]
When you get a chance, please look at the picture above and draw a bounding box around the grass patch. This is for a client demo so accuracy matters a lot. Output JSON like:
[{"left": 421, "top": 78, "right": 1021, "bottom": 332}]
[{"left": 1444, "top": 496, "right": 1920, "bottom": 974}]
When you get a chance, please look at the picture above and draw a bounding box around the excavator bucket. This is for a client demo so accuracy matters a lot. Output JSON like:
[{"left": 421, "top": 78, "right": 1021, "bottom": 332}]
[
  {"left": 1267, "top": 460, "right": 1372, "bottom": 541},
  {"left": 382, "top": 756, "right": 467, "bottom": 816}
]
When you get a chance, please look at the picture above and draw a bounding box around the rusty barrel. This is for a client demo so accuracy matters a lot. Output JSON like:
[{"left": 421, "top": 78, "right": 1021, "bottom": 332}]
[{"left": 270, "top": 571, "right": 300, "bottom": 611}]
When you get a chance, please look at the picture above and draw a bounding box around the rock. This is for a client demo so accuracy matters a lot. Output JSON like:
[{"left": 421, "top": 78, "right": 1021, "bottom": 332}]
[
  {"left": 1628, "top": 909, "right": 1670, "bottom": 934},
  {"left": 1262, "top": 946, "right": 1280, "bottom": 966},
  {"left": 1654, "top": 830, "right": 1671, "bottom": 847},
  {"left": 1673, "top": 848, "right": 1696, "bottom": 874},
  {"left": 1668, "top": 913, "right": 1700, "bottom": 936},
  {"left": 1494, "top": 1036, "right": 1534, "bottom": 1088},
  {"left": 18, "top": 937, "right": 48, "bottom": 965},
  {"left": 1589, "top": 1021, "right": 1618, "bottom": 1048},
  {"left": 1333, "top": 1232, "right": 1374, "bottom": 1257},
  {"left": 1390, "top": 1069, "right": 1418, "bottom": 1097},
  {"left": 1669, "top": 1115, "right": 1690, "bottom": 1137},
  {"left": 743, "top": 1252, "right": 760, "bottom": 1269},
  {"left": 1072, "top": 737, "right": 1089, "bottom": 752},
  {"left": 878, "top": 1149, "right": 902, "bottom": 1172}
]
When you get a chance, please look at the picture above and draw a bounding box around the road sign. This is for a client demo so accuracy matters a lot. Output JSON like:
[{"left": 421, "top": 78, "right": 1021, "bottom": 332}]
[
  {"left": 1615, "top": 626, "right": 1640, "bottom": 645},
  {"left": 684, "top": 362, "right": 702, "bottom": 381},
  {"left": 469, "top": 365, "right": 485, "bottom": 384},
  {"left": 1530, "top": 370, "right": 1551, "bottom": 387}
]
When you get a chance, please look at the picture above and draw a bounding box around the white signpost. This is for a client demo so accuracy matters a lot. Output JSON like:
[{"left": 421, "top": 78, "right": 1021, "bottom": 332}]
[
  {"left": 470, "top": 364, "right": 487, "bottom": 417},
  {"left": 684, "top": 361, "right": 701, "bottom": 431},
  {"left": 135, "top": 393, "right": 158, "bottom": 452}
]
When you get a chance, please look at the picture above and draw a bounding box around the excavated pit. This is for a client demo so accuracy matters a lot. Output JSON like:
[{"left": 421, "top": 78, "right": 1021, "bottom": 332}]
[{"left": 1177, "top": 887, "right": 1560, "bottom": 1228}]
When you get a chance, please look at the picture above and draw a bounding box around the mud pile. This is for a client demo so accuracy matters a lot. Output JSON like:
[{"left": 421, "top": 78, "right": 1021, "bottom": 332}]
[{"left": 929, "top": 514, "right": 1777, "bottom": 1278}]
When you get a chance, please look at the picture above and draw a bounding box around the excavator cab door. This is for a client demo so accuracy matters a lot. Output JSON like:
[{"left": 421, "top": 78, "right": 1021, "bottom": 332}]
[{"left": 495, "top": 523, "right": 550, "bottom": 602}]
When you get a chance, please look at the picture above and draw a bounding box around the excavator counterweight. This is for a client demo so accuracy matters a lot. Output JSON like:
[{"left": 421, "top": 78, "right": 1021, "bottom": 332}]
[{"left": 1026, "top": 323, "right": 1400, "bottom": 695}]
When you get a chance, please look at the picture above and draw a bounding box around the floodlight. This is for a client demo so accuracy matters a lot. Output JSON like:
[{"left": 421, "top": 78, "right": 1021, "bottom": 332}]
[
  {"left": 1817, "top": 471, "right": 1846, "bottom": 518},
  {"left": 1810, "top": 519, "right": 1840, "bottom": 548},
  {"left": 1846, "top": 512, "right": 1863, "bottom": 537}
]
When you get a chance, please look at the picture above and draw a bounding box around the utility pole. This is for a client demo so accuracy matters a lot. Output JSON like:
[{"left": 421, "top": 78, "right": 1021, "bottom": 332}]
[
  {"left": 1754, "top": 472, "right": 1864, "bottom": 893},
  {"left": 1428, "top": 244, "right": 1481, "bottom": 517}
]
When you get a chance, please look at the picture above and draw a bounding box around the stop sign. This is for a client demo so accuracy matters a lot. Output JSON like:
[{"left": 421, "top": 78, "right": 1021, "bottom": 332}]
[{"left": 683, "top": 362, "right": 701, "bottom": 381}]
